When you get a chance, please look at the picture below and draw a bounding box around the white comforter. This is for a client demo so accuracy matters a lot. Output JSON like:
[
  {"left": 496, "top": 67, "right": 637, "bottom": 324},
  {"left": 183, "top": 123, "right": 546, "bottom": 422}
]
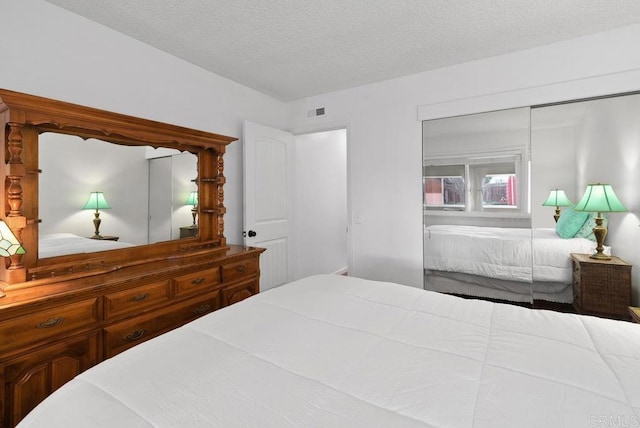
[
  {"left": 19, "top": 275, "right": 640, "bottom": 427},
  {"left": 39, "top": 233, "right": 135, "bottom": 258},
  {"left": 424, "top": 225, "right": 601, "bottom": 283}
]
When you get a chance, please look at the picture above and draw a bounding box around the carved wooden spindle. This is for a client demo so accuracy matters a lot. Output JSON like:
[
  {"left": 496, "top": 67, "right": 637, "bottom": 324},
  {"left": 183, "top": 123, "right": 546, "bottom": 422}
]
[
  {"left": 216, "top": 152, "right": 226, "bottom": 239},
  {"left": 2, "top": 123, "right": 27, "bottom": 283},
  {"left": 217, "top": 153, "right": 224, "bottom": 179},
  {"left": 6, "top": 123, "right": 25, "bottom": 217},
  {"left": 217, "top": 215, "right": 225, "bottom": 240}
]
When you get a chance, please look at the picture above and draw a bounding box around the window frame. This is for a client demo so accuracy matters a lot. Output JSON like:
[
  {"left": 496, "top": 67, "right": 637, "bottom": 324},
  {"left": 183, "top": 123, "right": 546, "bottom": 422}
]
[{"left": 423, "top": 148, "right": 529, "bottom": 216}]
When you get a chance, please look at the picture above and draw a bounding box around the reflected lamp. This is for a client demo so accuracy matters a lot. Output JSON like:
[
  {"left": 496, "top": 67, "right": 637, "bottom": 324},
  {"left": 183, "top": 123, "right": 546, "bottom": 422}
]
[
  {"left": 574, "top": 183, "right": 627, "bottom": 260},
  {"left": 0, "top": 220, "right": 26, "bottom": 298},
  {"left": 185, "top": 191, "right": 198, "bottom": 226},
  {"left": 542, "top": 189, "right": 572, "bottom": 223},
  {"left": 83, "top": 192, "right": 111, "bottom": 238}
]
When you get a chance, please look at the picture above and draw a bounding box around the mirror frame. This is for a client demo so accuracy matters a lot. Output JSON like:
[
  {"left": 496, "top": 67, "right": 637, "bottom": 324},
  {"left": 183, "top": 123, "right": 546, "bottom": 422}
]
[{"left": 0, "top": 88, "right": 236, "bottom": 285}]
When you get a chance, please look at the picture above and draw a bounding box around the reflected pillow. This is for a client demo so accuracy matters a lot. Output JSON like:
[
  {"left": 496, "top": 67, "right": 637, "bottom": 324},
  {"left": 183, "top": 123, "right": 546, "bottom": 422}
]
[
  {"left": 555, "top": 205, "right": 589, "bottom": 238},
  {"left": 574, "top": 212, "right": 608, "bottom": 241}
]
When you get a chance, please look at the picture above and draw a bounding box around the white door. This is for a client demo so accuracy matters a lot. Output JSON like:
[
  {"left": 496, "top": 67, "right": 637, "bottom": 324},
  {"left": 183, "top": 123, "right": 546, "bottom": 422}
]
[
  {"left": 243, "top": 121, "right": 294, "bottom": 291},
  {"left": 148, "top": 156, "right": 172, "bottom": 243}
]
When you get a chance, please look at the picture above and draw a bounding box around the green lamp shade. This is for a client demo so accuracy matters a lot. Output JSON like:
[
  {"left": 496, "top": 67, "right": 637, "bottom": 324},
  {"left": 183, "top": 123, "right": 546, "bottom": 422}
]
[
  {"left": 0, "top": 220, "right": 26, "bottom": 257},
  {"left": 185, "top": 191, "right": 198, "bottom": 206},
  {"left": 574, "top": 183, "right": 627, "bottom": 213},
  {"left": 83, "top": 192, "right": 111, "bottom": 210},
  {"left": 542, "top": 189, "right": 572, "bottom": 207}
]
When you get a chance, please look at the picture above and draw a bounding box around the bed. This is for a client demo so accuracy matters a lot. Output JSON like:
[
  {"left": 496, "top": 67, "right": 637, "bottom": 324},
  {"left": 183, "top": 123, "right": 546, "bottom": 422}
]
[
  {"left": 18, "top": 274, "right": 640, "bottom": 427},
  {"left": 423, "top": 225, "right": 605, "bottom": 304},
  {"left": 39, "top": 233, "right": 135, "bottom": 258}
]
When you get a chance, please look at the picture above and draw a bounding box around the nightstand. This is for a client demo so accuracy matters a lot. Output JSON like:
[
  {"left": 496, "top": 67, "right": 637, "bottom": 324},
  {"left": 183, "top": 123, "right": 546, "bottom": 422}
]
[
  {"left": 571, "top": 253, "right": 632, "bottom": 320},
  {"left": 89, "top": 235, "right": 119, "bottom": 241},
  {"left": 629, "top": 307, "right": 640, "bottom": 323},
  {"left": 180, "top": 225, "right": 198, "bottom": 238}
]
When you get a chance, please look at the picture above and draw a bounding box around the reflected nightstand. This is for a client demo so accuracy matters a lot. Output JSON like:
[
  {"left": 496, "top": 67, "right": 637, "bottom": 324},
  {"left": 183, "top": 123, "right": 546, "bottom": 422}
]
[
  {"left": 180, "top": 225, "right": 198, "bottom": 238},
  {"left": 89, "top": 235, "right": 119, "bottom": 241}
]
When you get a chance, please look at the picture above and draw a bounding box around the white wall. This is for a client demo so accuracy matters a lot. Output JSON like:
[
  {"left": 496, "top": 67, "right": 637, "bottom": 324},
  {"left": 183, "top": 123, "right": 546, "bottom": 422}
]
[
  {"left": 289, "top": 23, "right": 640, "bottom": 291},
  {"left": 0, "top": 0, "right": 291, "bottom": 246},
  {"left": 530, "top": 125, "right": 578, "bottom": 229},
  {"left": 293, "top": 129, "right": 347, "bottom": 278}
]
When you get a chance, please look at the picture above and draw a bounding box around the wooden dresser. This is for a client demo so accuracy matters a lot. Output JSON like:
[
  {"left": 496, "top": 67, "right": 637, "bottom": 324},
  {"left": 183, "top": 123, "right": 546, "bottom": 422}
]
[
  {"left": 0, "top": 89, "right": 265, "bottom": 427},
  {"left": 0, "top": 245, "right": 262, "bottom": 426}
]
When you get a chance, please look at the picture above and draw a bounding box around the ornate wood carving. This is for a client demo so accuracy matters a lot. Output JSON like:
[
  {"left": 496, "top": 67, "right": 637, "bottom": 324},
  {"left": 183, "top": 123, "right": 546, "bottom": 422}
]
[{"left": 6, "top": 123, "right": 24, "bottom": 217}]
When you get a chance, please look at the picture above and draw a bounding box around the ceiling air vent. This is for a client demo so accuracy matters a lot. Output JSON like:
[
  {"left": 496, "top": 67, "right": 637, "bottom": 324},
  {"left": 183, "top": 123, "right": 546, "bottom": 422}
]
[{"left": 307, "top": 107, "right": 325, "bottom": 117}]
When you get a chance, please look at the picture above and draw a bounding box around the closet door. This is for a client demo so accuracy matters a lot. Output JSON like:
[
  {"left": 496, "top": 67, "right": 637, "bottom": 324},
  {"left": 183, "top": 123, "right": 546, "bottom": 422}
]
[{"left": 422, "top": 108, "right": 533, "bottom": 303}]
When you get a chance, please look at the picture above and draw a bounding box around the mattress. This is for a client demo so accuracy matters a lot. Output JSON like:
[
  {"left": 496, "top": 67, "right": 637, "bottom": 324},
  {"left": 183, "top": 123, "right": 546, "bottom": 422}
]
[
  {"left": 39, "top": 233, "right": 135, "bottom": 258},
  {"left": 18, "top": 274, "right": 640, "bottom": 427},
  {"left": 424, "top": 269, "right": 573, "bottom": 303},
  {"left": 424, "top": 225, "right": 603, "bottom": 283}
]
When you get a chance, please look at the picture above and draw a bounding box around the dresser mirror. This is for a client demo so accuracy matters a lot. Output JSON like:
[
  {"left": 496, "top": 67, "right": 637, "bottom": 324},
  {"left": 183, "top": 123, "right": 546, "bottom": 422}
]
[
  {"left": 0, "top": 88, "right": 235, "bottom": 285},
  {"left": 39, "top": 132, "right": 198, "bottom": 258}
]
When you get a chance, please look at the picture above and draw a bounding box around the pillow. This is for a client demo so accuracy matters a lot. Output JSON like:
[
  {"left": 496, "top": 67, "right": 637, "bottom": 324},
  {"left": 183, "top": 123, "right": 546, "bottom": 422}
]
[
  {"left": 555, "top": 205, "right": 590, "bottom": 238},
  {"left": 574, "top": 212, "right": 608, "bottom": 241}
]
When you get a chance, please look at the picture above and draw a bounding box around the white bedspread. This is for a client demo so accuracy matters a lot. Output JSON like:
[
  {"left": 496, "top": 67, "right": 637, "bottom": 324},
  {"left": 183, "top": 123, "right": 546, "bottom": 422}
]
[
  {"left": 39, "top": 233, "right": 135, "bottom": 258},
  {"left": 19, "top": 275, "right": 640, "bottom": 428},
  {"left": 424, "top": 225, "right": 602, "bottom": 283}
]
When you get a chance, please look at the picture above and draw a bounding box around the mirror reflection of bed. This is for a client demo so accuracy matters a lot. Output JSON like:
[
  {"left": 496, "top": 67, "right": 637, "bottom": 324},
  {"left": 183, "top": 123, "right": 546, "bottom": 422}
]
[
  {"left": 38, "top": 132, "right": 198, "bottom": 258},
  {"left": 423, "top": 92, "right": 639, "bottom": 308}
]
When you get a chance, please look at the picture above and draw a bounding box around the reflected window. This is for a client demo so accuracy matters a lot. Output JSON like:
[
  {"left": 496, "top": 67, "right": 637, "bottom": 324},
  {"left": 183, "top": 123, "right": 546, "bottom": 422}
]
[
  {"left": 481, "top": 173, "right": 517, "bottom": 206},
  {"left": 424, "top": 154, "right": 522, "bottom": 213},
  {"left": 424, "top": 165, "right": 465, "bottom": 210}
]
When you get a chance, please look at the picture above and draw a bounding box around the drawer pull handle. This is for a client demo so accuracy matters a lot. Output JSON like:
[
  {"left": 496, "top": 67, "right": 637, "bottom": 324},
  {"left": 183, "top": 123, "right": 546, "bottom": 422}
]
[
  {"left": 37, "top": 317, "right": 64, "bottom": 329},
  {"left": 236, "top": 265, "right": 246, "bottom": 272},
  {"left": 124, "top": 329, "right": 147, "bottom": 342},
  {"left": 191, "top": 277, "right": 205, "bottom": 285},
  {"left": 193, "top": 304, "right": 211, "bottom": 315},
  {"left": 130, "top": 293, "right": 150, "bottom": 302}
]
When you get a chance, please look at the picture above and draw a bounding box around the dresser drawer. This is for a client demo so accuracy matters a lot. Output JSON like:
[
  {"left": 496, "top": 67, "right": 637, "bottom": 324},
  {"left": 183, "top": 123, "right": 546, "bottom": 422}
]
[
  {"left": 174, "top": 268, "right": 220, "bottom": 298},
  {"left": 104, "top": 280, "right": 172, "bottom": 320},
  {"left": 222, "top": 278, "right": 259, "bottom": 306},
  {"left": 103, "top": 292, "right": 221, "bottom": 358},
  {"left": 221, "top": 258, "right": 258, "bottom": 283},
  {"left": 0, "top": 299, "right": 99, "bottom": 354}
]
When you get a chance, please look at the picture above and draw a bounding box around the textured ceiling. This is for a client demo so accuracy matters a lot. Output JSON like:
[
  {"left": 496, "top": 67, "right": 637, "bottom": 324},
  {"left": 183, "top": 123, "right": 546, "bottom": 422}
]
[{"left": 43, "top": 0, "right": 640, "bottom": 101}]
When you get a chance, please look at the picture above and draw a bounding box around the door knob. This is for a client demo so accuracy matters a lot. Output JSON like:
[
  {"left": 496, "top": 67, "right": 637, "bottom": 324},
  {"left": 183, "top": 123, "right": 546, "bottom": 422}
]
[{"left": 248, "top": 230, "right": 257, "bottom": 237}]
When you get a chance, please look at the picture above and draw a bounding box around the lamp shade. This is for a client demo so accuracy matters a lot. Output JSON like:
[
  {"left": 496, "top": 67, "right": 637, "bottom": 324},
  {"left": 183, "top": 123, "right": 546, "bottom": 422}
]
[
  {"left": 83, "top": 192, "right": 111, "bottom": 210},
  {"left": 574, "top": 183, "right": 627, "bottom": 213},
  {"left": 0, "top": 220, "right": 26, "bottom": 257},
  {"left": 185, "top": 191, "right": 198, "bottom": 206},
  {"left": 542, "top": 189, "right": 572, "bottom": 207}
]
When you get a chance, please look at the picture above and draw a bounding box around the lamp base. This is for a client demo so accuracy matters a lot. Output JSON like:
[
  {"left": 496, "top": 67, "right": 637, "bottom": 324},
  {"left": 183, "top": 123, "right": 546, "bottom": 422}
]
[
  {"left": 92, "top": 211, "right": 103, "bottom": 239},
  {"left": 589, "top": 252, "right": 612, "bottom": 261},
  {"left": 590, "top": 214, "right": 610, "bottom": 260}
]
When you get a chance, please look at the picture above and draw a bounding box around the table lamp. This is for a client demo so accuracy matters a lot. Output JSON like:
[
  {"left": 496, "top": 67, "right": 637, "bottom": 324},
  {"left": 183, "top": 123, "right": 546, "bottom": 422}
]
[
  {"left": 574, "top": 183, "right": 626, "bottom": 260},
  {"left": 542, "top": 189, "right": 572, "bottom": 222},
  {"left": 185, "top": 191, "right": 198, "bottom": 226},
  {"left": 0, "top": 219, "right": 26, "bottom": 298},
  {"left": 83, "top": 191, "right": 111, "bottom": 238}
]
